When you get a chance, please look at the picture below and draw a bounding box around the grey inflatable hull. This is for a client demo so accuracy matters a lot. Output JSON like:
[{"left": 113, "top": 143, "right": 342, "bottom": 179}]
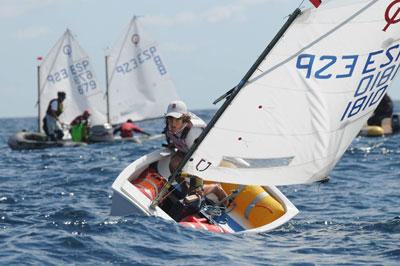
[
  {"left": 8, "top": 131, "right": 86, "bottom": 150},
  {"left": 88, "top": 124, "right": 114, "bottom": 143}
]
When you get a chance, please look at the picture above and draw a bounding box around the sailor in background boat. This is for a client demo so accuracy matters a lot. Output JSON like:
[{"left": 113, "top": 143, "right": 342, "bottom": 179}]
[
  {"left": 42, "top": 91, "right": 66, "bottom": 141},
  {"left": 367, "top": 93, "right": 393, "bottom": 127},
  {"left": 164, "top": 100, "right": 228, "bottom": 208},
  {"left": 70, "top": 110, "right": 91, "bottom": 142},
  {"left": 113, "top": 119, "right": 150, "bottom": 138}
]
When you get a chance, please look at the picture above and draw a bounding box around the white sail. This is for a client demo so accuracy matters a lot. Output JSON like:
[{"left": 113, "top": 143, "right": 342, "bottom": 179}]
[
  {"left": 107, "top": 16, "right": 179, "bottom": 125},
  {"left": 182, "top": 0, "right": 400, "bottom": 186},
  {"left": 39, "top": 29, "right": 107, "bottom": 132}
]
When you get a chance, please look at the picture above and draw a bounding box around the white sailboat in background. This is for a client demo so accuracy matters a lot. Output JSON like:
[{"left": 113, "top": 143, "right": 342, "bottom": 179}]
[
  {"left": 38, "top": 29, "right": 108, "bottom": 132},
  {"left": 8, "top": 29, "right": 108, "bottom": 150},
  {"left": 8, "top": 19, "right": 179, "bottom": 149},
  {"left": 111, "top": 0, "right": 400, "bottom": 233},
  {"left": 106, "top": 16, "right": 180, "bottom": 125}
]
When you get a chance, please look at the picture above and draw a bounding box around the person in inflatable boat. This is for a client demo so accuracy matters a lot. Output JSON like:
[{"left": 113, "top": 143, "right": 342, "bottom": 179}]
[
  {"left": 164, "top": 100, "right": 228, "bottom": 207},
  {"left": 70, "top": 110, "right": 91, "bottom": 142},
  {"left": 43, "top": 91, "right": 66, "bottom": 141}
]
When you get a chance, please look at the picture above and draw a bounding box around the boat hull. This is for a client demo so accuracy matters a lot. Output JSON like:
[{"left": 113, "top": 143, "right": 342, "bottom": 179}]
[
  {"left": 111, "top": 149, "right": 299, "bottom": 234},
  {"left": 7, "top": 131, "right": 86, "bottom": 150},
  {"left": 87, "top": 124, "right": 114, "bottom": 143}
]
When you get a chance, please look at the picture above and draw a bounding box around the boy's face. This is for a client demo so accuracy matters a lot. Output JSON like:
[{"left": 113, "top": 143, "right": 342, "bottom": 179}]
[{"left": 167, "top": 116, "right": 184, "bottom": 134}]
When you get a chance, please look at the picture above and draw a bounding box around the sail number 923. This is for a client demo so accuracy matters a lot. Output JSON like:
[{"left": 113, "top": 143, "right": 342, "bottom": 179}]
[{"left": 114, "top": 46, "right": 167, "bottom": 76}]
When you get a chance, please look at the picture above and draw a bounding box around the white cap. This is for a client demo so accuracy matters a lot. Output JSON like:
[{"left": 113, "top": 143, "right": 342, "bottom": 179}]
[{"left": 165, "top": 100, "right": 187, "bottom": 118}]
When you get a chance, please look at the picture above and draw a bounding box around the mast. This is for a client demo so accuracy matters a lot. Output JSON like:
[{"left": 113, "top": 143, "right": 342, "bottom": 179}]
[
  {"left": 105, "top": 55, "right": 110, "bottom": 124},
  {"left": 151, "top": 8, "right": 302, "bottom": 208},
  {"left": 37, "top": 65, "right": 41, "bottom": 132}
]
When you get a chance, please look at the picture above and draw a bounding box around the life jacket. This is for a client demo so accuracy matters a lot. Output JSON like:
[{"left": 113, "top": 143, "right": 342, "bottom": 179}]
[
  {"left": 46, "top": 98, "right": 64, "bottom": 117},
  {"left": 120, "top": 122, "right": 139, "bottom": 138},
  {"left": 164, "top": 113, "right": 206, "bottom": 153},
  {"left": 165, "top": 122, "right": 192, "bottom": 153}
]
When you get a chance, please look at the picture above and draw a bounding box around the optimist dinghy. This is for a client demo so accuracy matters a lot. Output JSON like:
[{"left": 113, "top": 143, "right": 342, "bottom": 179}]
[
  {"left": 105, "top": 16, "right": 180, "bottom": 125},
  {"left": 111, "top": 149, "right": 299, "bottom": 233},
  {"left": 87, "top": 16, "right": 180, "bottom": 144},
  {"left": 111, "top": 0, "right": 400, "bottom": 233}
]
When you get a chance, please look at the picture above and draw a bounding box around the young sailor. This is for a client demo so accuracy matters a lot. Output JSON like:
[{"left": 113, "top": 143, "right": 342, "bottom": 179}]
[
  {"left": 164, "top": 100, "right": 228, "bottom": 207},
  {"left": 70, "top": 110, "right": 91, "bottom": 142},
  {"left": 43, "top": 91, "right": 66, "bottom": 141}
]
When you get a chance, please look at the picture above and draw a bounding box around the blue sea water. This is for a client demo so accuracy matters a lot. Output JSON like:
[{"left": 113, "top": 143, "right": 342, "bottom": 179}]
[{"left": 1, "top": 109, "right": 399, "bottom": 265}]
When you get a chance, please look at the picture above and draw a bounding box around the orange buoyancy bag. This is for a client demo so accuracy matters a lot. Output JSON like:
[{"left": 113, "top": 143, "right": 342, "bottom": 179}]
[{"left": 131, "top": 168, "right": 166, "bottom": 201}]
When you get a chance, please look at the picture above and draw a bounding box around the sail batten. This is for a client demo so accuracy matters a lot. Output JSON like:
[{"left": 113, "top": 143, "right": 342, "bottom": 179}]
[{"left": 181, "top": 0, "right": 400, "bottom": 186}]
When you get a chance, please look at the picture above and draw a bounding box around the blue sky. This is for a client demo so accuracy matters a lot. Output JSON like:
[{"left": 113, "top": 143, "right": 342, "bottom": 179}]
[{"left": 1, "top": 0, "right": 399, "bottom": 118}]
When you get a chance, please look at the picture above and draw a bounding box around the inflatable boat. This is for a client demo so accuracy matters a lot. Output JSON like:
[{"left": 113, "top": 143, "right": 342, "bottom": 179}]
[
  {"left": 87, "top": 124, "right": 115, "bottom": 143},
  {"left": 7, "top": 131, "right": 86, "bottom": 150},
  {"left": 111, "top": 149, "right": 299, "bottom": 234}
]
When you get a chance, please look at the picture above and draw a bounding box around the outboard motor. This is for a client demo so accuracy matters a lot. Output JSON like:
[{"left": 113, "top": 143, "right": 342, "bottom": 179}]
[{"left": 88, "top": 123, "right": 114, "bottom": 143}]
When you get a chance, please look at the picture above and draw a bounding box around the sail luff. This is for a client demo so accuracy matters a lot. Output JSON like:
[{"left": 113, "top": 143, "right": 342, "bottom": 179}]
[
  {"left": 39, "top": 30, "right": 67, "bottom": 99},
  {"left": 37, "top": 65, "right": 41, "bottom": 132},
  {"left": 168, "top": 8, "right": 302, "bottom": 183},
  {"left": 105, "top": 55, "right": 110, "bottom": 123},
  {"left": 38, "top": 31, "right": 66, "bottom": 133},
  {"left": 107, "top": 17, "right": 135, "bottom": 96}
]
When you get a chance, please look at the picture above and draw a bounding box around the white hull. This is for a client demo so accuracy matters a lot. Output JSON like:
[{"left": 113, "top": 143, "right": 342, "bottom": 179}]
[
  {"left": 112, "top": 134, "right": 164, "bottom": 144},
  {"left": 111, "top": 149, "right": 299, "bottom": 234}
]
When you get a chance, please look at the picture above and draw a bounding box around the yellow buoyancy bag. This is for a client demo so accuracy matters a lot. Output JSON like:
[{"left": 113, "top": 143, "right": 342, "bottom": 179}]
[{"left": 210, "top": 160, "right": 286, "bottom": 228}]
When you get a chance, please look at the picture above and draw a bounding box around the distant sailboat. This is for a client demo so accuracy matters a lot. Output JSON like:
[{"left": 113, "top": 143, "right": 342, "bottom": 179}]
[
  {"left": 106, "top": 16, "right": 180, "bottom": 125},
  {"left": 38, "top": 29, "right": 108, "bottom": 132},
  {"left": 111, "top": 0, "right": 400, "bottom": 233},
  {"left": 8, "top": 20, "right": 178, "bottom": 149},
  {"left": 8, "top": 29, "right": 107, "bottom": 150}
]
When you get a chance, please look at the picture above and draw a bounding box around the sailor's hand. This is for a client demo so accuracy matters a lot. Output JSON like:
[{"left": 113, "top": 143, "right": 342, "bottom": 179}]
[
  {"left": 61, "top": 122, "right": 70, "bottom": 129},
  {"left": 194, "top": 187, "right": 204, "bottom": 197},
  {"left": 163, "top": 143, "right": 175, "bottom": 150},
  {"left": 183, "top": 194, "right": 201, "bottom": 204}
]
